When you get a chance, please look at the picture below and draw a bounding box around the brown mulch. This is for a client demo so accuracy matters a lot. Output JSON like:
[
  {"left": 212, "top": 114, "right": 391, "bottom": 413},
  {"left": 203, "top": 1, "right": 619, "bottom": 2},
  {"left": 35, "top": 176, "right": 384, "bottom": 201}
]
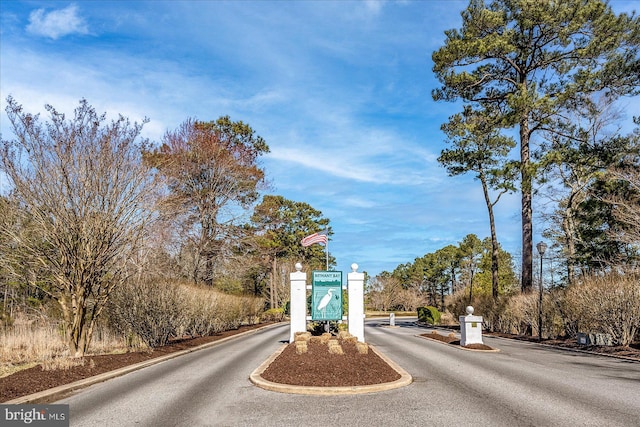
[
  {"left": 0, "top": 323, "right": 270, "bottom": 403},
  {"left": 420, "top": 331, "right": 495, "bottom": 351},
  {"left": 260, "top": 340, "right": 401, "bottom": 387}
]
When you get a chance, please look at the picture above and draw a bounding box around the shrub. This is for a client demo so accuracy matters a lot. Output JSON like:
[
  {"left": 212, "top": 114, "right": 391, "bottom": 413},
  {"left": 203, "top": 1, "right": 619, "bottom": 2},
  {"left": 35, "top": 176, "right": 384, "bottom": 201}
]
[
  {"left": 564, "top": 272, "right": 640, "bottom": 346},
  {"left": 262, "top": 308, "right": 286, "bottom": 322},
  {"left": 107, "top": 279, "right": 264, "bottom": 348},
  {"left": 417, "top": 306, "right": 441, "bottom": 325},
  {"left": 107, "top": 279, "right": 185, "bottom": 348},
  {"left": 494, "top": 293, "right": 537, "bottom": 336}
]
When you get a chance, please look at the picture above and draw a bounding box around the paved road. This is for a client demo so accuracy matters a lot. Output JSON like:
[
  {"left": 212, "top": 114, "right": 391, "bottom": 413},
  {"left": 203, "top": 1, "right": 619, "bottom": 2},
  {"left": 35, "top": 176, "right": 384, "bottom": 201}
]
[{"left": 59, "top": 318, "right": 640, "bottom": 426}]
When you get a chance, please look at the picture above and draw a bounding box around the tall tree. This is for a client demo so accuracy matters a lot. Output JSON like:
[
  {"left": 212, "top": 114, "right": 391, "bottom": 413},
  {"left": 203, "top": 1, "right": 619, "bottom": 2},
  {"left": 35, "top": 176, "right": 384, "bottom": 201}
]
[
  {"left": 1, "top": 97, "right": 156, "bottom": 357},
  {"left": 145, "top": 117, "right": 269, "bottom": 285},
  {"left": 538, "top": 97, "right": 639, "bottom": 282},
  {"left": 432, "top": 0, "right": 640, "bottom": 291},
  {"left": 251, "top": 195, "right": 332, "bottom": 308},
  {"left": 439, "top": 105, "right": 517, "bottom": 299}
]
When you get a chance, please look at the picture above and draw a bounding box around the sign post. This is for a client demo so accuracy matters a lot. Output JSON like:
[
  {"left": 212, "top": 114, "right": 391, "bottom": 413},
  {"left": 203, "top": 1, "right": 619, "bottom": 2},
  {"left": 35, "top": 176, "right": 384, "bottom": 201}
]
[{"left": 311, "top": 271, "right": 342, "bottom": 321}]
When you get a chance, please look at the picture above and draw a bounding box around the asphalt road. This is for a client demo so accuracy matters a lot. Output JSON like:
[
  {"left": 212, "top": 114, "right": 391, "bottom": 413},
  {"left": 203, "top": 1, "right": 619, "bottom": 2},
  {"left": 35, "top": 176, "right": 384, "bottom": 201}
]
[{"left": 59, "top": 318, "right": 640, "bottom": 427}]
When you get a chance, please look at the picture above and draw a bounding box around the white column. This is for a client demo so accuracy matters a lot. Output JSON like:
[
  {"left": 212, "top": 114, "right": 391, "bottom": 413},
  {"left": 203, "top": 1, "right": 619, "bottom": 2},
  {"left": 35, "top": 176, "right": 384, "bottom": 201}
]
[
  {"left": 289, "top": 262, "right": 307, "bottom": 343},
  {"left": 348, "top": 263, "right": 365, "bottom": 342},
  {"left": 459, "top": 305, "right": 484, "bottom": 346}
]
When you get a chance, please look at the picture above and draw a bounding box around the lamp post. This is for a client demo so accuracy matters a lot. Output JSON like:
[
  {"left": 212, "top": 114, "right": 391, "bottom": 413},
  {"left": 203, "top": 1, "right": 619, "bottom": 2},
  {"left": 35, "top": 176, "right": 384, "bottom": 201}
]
[{"left": 536, "top": 241, "right": 547, "bottom": 341}]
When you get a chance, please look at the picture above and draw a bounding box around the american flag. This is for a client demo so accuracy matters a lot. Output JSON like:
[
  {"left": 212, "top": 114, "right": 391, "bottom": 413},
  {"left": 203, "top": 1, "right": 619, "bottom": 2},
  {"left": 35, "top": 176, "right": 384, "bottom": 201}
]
[{"left": 301, "top": 230, "right": 328, "bottom": 247}]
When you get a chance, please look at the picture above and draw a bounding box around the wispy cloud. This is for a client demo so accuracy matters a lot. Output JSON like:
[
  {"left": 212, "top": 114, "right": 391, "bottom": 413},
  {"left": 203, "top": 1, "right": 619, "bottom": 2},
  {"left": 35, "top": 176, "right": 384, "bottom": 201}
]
[
  {"left": 27, "top": 4, "right": 89, "bottom": 40},
  {"left": 3, "top": 0, "right": 585, "bottom": 276}
]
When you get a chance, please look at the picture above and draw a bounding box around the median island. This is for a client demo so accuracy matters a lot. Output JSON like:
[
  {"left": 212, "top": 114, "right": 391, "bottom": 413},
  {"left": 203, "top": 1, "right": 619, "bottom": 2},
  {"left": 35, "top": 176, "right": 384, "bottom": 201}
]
[{"left": 251, "top": 331, "right": 412, "bottom": 394}]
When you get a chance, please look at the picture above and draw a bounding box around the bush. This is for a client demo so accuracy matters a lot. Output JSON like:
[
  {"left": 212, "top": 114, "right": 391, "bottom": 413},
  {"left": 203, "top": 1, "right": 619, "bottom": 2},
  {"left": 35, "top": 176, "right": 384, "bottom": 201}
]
[
  {"left": 107, "top": 280, "right": 185, "bottom": 348},
  {"left": 564, "top": 273, "right": 640, "bottom": 346},
  {"left": 107, "top": 279, "right": 264, "bottom": 348},
  {"left": 417, "top": 306, "right": 441, "bottom": 325},
  {"left": 262, "top": 308, "right": 285, "bottom": 322}
]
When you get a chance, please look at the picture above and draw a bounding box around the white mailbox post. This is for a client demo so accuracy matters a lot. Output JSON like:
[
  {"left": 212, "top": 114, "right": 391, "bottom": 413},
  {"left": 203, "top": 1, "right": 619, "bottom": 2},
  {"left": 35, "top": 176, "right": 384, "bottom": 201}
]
[{"left": 459, "top": 306, "right": 483, "bottom": 346}]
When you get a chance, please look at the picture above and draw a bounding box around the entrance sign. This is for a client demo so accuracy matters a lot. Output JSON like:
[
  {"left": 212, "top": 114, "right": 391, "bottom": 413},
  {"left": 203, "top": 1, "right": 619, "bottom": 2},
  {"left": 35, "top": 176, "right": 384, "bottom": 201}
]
[{"left": 311, "top": 271, "right": 342, "bottom": 321}]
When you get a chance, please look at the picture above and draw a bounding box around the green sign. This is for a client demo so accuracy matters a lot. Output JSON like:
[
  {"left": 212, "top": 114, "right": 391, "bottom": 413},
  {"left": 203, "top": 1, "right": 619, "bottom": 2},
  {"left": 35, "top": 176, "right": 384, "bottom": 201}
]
[{"left": 311, "top": 271, "right": 342, "bottom": 321}]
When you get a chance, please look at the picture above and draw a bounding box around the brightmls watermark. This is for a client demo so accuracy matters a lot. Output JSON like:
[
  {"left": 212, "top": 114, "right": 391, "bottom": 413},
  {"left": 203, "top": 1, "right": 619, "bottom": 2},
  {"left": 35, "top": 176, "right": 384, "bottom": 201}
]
[{"left": 1, "top": 405, "right": 68, "bottom": 426}]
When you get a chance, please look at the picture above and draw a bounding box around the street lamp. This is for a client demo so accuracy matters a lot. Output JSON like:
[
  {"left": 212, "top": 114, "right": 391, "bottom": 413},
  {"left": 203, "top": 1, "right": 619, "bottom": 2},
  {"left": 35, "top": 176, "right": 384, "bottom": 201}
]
[{"left": 536, "top": 241, "right": 547, "bottom": 341}]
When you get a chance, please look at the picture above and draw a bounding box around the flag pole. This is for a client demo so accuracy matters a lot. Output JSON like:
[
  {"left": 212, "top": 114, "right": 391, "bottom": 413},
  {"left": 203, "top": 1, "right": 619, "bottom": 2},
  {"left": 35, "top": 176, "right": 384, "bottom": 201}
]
[
  {"left": 326, "top": 238, "right": 329, "bottom": 270},
  {"left": 325, "top": 227, "right": 329, "bottom": 270}
]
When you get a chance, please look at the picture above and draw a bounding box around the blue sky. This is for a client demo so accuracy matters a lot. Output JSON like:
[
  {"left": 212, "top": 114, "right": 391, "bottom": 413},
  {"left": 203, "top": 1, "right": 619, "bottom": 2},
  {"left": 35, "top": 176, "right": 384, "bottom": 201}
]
[{"left": 1, "top": 1, "right": 638, "bottom": 278}]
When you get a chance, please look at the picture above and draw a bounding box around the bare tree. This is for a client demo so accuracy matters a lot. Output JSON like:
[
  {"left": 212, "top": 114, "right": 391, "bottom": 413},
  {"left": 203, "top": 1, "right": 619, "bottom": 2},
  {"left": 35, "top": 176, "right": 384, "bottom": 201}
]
[
  {"left": 145, "top": 118, "right": 269, "bottom": 285},
  {"left": 608, "top": 152, "right": 640, "bottom": 248},
  {"left": 0, "top": 97, "right": 157, "bottom": 357}
]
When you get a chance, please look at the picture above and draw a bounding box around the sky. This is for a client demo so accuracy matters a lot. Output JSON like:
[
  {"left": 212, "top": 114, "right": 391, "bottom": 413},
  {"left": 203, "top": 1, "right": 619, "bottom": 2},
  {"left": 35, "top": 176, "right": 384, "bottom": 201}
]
[{"left": 1, "top": 1, "right": 638, "bottom": 278}]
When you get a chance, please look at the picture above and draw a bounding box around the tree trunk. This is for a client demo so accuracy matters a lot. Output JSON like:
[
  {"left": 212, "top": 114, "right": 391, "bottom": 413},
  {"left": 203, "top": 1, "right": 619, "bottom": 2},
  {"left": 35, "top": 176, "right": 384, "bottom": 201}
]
[
  {"left": 480, "top": 174, "right": 500, "bottom": 299},
  {"left": 562, "top": 208, "right": 577, "bottom": 286},
  {"left": 520, "top": 114, "right": 533, "bottom": 292}
]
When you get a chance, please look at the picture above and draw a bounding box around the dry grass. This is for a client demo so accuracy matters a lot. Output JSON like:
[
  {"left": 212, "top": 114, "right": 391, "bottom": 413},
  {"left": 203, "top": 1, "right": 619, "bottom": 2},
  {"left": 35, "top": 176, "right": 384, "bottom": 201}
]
[
  {"left": 319, "top": 332, "right": 332, "bottom": 344},
  {"left": 295, "top": 341, "right": 308, "bottom": 354},
  {"left": 356, "top": 342, "right": 369, "bottom": 354},
  {"left": 294, "top": 332, "right": 311, "bottom": 342},
  {"left": 41, "top": 357, "right": 95, "bottom": 371},
  {"left": 328, "top": 342, "right": 344, "bottom": 355},
  {"left": 294, "top": 331, "right": 369, "bottom": 356},
  {"left": 0, "top": 314, "right": 133, "bottom": 378},
  {"left": 337, "top": 330, "right": 352, "bottom": 340}
]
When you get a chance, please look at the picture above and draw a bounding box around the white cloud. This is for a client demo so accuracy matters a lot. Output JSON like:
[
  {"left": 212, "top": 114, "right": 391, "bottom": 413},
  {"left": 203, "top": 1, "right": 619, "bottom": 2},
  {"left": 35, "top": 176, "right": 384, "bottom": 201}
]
[
  {"left": 26, "top": 4, "right": 89, "bottom": 40},
  {"left": 363, "top": 0, "right": 386, "bottom": 16},
  {"left": 343, "top": 196, "right": 377, "bottom": 209}
]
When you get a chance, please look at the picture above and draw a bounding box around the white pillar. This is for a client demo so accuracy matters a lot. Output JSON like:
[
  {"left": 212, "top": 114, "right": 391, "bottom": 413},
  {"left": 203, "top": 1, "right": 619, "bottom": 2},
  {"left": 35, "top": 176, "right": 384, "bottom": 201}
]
[
  {"left": 289, "top": 263, "right": 307, "bottom": 343},
  {"left": 348, "top": 263, "right": 365, "bottom": 342},
  {"left": 459, "top": 305, "right": 484, "bottom": 346}
]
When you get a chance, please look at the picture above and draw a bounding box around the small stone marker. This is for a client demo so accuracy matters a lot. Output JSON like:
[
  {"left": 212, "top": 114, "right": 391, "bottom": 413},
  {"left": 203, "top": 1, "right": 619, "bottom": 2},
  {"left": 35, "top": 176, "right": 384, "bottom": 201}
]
[
  {"left": 459, "top": 306, "right": 483, "bottom": 346},
  {"left": 389, "top": 312, "right": 395, "bottom": 327}
]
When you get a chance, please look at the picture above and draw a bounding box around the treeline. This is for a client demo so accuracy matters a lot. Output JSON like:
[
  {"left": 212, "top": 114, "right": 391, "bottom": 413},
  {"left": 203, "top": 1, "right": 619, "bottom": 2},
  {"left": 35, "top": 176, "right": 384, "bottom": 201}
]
[
  {"left": 370, "top": 0, "right": 640, "bottom": 347},
  {"left": 0, "top": 97, "right": 330, "bottom": 357},
  {"left": 367, "top": 234, "right": 516, "bottom": 313}
]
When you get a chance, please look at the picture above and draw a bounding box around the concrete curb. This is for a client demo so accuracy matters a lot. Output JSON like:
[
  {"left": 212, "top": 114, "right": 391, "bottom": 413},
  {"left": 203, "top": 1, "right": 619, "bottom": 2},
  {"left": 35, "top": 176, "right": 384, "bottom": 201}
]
[
  {"left": 5, "top": 323, "right": 284, "bottom": 404},
  {"left": 417, "top": 334, "right": 500, "bottom": 352},
  {"left": 250, "top": 344, "right": 413, "bottom": 395}
]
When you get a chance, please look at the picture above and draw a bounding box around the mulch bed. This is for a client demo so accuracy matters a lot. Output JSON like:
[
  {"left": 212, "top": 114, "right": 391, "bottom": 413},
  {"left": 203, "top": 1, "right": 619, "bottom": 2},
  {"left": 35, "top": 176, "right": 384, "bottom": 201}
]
[
  {"left": 420, "top": 331, "right": 496, "bottom": 350},
  {"left": 0, "top": 324, "right": 269, "bottom": 402},
  {"left": 260, "top": 340, "right": 401, "bottom": 387}
]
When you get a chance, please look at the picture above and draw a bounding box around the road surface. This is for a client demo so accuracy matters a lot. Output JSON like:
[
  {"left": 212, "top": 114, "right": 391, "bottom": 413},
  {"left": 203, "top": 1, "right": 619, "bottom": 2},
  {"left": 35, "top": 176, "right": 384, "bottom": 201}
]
[{"left": 59, "top": 318, "right": 640, "bottom": 426}]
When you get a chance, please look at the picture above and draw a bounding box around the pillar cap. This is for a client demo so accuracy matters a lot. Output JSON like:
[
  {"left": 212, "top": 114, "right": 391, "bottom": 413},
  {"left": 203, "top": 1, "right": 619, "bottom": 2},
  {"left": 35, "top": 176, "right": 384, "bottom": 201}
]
[
  {"left": 295, "top": 262, "right": 302, "bottom": 272},
  {"left": 351, "top": 263, "right": 358, "bottom": 272},
  {"left": 466, "top": 306, "right": 474, "bottom": 315}
]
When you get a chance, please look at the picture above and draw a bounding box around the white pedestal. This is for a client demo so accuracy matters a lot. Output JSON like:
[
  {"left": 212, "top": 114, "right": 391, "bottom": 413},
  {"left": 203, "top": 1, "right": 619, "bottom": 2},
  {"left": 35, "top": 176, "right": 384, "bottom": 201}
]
[
  {"left": 459, "top": 306, "right": 483, "bottom": 346},
  {"left": 289, "top": 264, "right": 307, "bottom": 343},
  {"left": 348, "top": 263, "right": 365, "bottom": 343}
]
